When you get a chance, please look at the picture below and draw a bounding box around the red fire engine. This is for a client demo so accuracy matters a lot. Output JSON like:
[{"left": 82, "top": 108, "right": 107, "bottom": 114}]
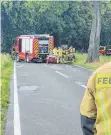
[{"left": 13, "top": 34, "right": 54, "bottom": 62}]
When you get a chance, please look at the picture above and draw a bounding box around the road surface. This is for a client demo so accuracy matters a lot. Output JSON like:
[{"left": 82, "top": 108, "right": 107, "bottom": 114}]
[{"left": 5, "top": 62, "right": 93, "bottom": 135}]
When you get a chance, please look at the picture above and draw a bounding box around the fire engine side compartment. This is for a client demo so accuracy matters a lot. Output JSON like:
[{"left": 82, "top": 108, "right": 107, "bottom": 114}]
[
  {"left": 13, "top": 37, "right": 25, "bottom": 60},
  {"left": 14, "top": 36, "right": 34, "bottom": 61}
]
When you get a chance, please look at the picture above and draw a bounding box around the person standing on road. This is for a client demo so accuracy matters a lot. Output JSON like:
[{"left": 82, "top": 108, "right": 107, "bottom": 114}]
[
  {"left": 53, "top": 47, "right": 58, "bottom": 56},
  {"left": 65, "top": 49, "right": 68, "bottom": 62},
  {"left": 56, "top": 47, "right": 59, "bottom": 64},
  {"left": 58, "top": 47, "right": 63, "bottom": 63},
  {"left": 53, "top": 47, "right": 58, "bottom": 63},
  {"left": 80, "top": 62, "right": 111, "bottom": 135},
  {"left": 62, "top": 47, "right": 65, "bottom": 63},
  {"left": 69, "top": 46, "right": 75, "bottom": 61}
]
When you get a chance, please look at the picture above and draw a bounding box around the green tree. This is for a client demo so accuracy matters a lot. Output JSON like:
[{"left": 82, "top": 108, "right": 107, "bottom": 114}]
[{"left": 1, "top": 1, "right": 111, "bottom": 53}]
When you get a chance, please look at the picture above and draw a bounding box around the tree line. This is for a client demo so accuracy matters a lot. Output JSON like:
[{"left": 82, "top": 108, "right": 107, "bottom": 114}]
[{"left": 1, "top": 1, "right": 111, "bottom": 53}]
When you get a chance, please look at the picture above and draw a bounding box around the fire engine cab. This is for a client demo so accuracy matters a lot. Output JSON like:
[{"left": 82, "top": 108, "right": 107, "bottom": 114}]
[{"left": 13, "top": 34, "right": 54, "bottom": 62}]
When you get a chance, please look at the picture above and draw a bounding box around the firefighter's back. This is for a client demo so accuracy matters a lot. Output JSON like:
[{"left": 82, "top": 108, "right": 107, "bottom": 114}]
[
  {"left": 94, "top": 62, "right": 111, "bottom": 135},
  {"left": 80, "top": 62, "right": 111, "bottom": 135}
]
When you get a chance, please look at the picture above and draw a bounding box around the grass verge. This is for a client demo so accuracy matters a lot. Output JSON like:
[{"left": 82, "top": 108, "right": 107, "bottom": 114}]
[
  {"left": 74, "top": 53, "right": 111, "bottom": 70},
  {"left": 0, "top": 54, "right": 13, "bottom": 135}
]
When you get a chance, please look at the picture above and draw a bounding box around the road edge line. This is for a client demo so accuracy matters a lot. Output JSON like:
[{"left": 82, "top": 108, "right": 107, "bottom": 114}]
[{"left": 14, "top": 61, "right": 21, "bottom": 135}]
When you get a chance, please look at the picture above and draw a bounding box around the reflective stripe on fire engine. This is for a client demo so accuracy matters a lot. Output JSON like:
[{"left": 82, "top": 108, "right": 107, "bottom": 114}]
[
  {"left": 34, "top": 40, "right": 39, "bottom": 57},
  {"left": 49, "top": 38, "right": 53, "bottom": 52}
]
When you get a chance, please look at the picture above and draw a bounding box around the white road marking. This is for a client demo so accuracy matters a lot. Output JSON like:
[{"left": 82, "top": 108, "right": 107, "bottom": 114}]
[
  {"left": 44, "top": 64, "right": 62, "bottom": 70},
  {"left": 55, "top": 71, "right": 69, "bottom": 79},
  {"left": 75, "top": 81, "right": 87, "bottom": 89},
  {"left": 45, "top": 64, "right": 86, "bottom": 88},
  {"left": 81, "top": 85, "right": 87, "bottom": 89},
  {"left": 44, "top": 64, "right": 51, "bottom": 68},
  {"left": 14, "top": 61, "right": 21, "bottom": 135},
  {"left": 75, "top": 81, "right": 82, "bottom": 85}
]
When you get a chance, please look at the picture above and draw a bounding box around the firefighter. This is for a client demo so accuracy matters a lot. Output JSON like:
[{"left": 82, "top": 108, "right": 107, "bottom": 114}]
[
  {"left": 64, "top": 49, "right": 68, "bottom": 63},
  {"left": 62, "top": 47, "right": 66, "bottom": 63},
  {"left": 53, "top": 47, "right": 58, "bottom": 63},
  {"left": 52, "top": 47, "right": 55, "bottom": 55},
  {"left": 58, "top": 47, "right": 63, "bottom": 63},
  {"left": 69, "top": 46, "right": 73, "bottom": 61},
  {"left": 80, "top": 62, "right": 111, "bottom": 135},
  {"left": 67, "top": 48, "right": 70, "bottom": 62},
  {"left": 70, "top": 47, "right": 75, "bottom": 62},
  {"left": 56, "top": 47, "right": 59, "bottom": 64},
  {"left": 53, "top": 47, "right": 58, "bottom": 56}
]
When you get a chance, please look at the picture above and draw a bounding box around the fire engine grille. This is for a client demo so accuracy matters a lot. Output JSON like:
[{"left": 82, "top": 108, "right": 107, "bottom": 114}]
[{"left": 34, "top": 40, "right": 39, "bottom": 57}]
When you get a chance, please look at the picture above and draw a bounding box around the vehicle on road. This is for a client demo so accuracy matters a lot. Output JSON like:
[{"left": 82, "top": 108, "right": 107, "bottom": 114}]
[
  {"left": 99, "top": 45, "right": 111, "bottom": 55},
  {"left": 46, "top": 54, "right": 57, "bottom": 64},
  {"left": 12, "top": 34, "right": 54, "bottom": 62}
]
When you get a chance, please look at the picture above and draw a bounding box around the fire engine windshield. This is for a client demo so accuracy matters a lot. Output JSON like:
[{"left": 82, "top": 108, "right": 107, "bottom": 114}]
[{"left": 39, "top": 40, "right": 49, "bottom": 45}]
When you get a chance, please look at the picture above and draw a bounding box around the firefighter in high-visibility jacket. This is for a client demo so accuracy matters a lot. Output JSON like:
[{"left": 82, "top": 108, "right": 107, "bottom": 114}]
[
  {"left": 56, "top": 47, "right": 59, "bottom": 64},
  {"left": 64, "top": 49, "right": 68, "bottom": 62},
  {"left": 67, "top": 48, "right": 70, "bottom": 61},
  {"left": 53, "top": 47, "right": 58, "bottom": 63},
  {"left": 62, "top": 48, "right": 66, "bottom": 63},
  {"left": 80, "top": 62, "right": 111, "bottom": 135},
  {"left": 70, "top": 47, "right": 75, "bottom": 61},
  {"left": 58, "top": 47, "right": 63, "bottom": 63},
  {"left": 69, "top": 47, "right": 73, "bottom": 61},
  {"left": 53, "top": 47, "right": 58, "bottom": 56}
]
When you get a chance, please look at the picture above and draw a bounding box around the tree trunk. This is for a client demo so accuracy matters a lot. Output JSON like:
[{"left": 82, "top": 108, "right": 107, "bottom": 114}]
[{"left": 86, "top": 1, "right": 101, "bottom": 63}]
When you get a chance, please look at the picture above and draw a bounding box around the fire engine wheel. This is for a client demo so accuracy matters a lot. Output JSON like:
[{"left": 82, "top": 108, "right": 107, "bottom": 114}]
[
  {"left": 26, "top": 54, "right": 30, "bottom": 63},
  {"left": 16, "top": 54, "right": 20, "bottom": 62}
]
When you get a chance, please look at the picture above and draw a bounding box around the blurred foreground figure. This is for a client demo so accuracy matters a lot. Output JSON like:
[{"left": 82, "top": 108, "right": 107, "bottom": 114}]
[{"left": 80, "top": 62, "right": 111, "bottom": 135}]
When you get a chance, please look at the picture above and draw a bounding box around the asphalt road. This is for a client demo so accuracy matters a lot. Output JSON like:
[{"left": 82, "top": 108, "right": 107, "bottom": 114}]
[{"left": 5, "top": 62, "right": 93, "bottom": 135}]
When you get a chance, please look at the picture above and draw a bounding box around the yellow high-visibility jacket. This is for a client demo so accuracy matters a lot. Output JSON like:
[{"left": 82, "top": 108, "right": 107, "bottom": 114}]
[
  {"left": 80, "top": 62, "right": 111, "bottom": 135},
  {"left": 53, "top": 48, "right": 58, "bottom": 56},
  {"left": 65, "top": 50, "right": 68, "bottom": 55},
  {"left": 58, "top": 48, "right": 63, "bottom": 57}
]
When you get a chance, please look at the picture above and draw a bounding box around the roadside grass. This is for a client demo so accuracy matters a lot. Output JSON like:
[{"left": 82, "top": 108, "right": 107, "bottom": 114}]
[
  {"left": 74, "top": 53, "right": 111, "bottom": 70},
  {"left": 0, "top": 54, "right": 13, "bottom": 135}
]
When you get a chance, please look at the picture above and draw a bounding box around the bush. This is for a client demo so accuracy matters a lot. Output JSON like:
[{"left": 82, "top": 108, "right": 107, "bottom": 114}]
[{"left": 0, "top": 54, "right": 13, "bottom": 135}]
